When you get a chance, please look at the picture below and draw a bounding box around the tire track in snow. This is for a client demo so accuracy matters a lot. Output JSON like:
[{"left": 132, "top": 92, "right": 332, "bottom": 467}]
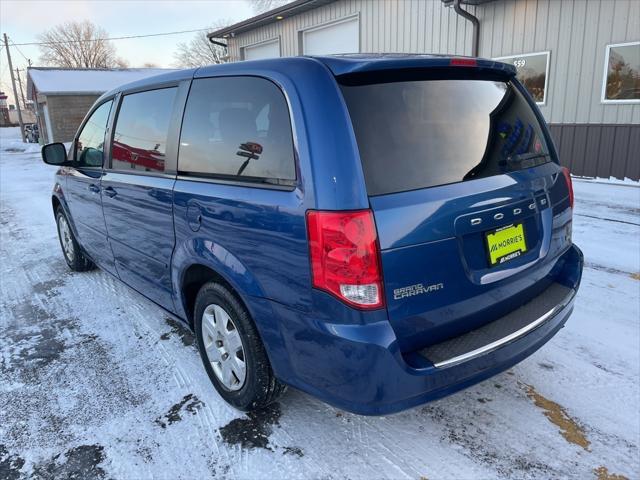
[
  {"left": 102, "top": 283, "right": 238, "bottom": 477},
  {"left": 3, "top": 133, "right": 638, "bottom": 479}
]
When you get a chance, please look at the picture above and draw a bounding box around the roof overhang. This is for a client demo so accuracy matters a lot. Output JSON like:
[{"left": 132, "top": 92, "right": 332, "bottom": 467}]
[{"left": 208, "top": 0, "right": 335, "bottom": 40}]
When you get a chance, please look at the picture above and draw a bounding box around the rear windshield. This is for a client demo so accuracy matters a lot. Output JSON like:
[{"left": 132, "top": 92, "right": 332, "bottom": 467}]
[{"left": 340, "top": 79, "right": 550, "bottom": 196}]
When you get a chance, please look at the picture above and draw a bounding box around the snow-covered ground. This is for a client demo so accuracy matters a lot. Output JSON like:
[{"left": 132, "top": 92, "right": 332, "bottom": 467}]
[{"left": 1, "top": 126, "right": 638, "bottom": 480}]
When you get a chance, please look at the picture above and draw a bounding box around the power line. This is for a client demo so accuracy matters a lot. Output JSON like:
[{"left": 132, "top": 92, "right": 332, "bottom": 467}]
[
  {"left": 8, "top": 39, "right": 30, "bottom": 63},
  {"left": 10, "top": 27, "right": 213, "bottom": 47}
]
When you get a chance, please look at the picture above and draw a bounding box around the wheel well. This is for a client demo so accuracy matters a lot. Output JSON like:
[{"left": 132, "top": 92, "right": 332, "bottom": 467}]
[
  {"left": 181, "top": 264, "right": 237, "bottom": 325},
  {"left": 52, "top": 196, "right": 61, "bottom": 214}
]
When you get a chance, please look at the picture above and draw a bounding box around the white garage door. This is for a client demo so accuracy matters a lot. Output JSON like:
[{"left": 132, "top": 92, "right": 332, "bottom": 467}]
[
  {"left": 303, "top": 17, "right": 359, "bottom": 55},
  {"left": 243, "top": 39, "right": 281, "bottom": 60}
]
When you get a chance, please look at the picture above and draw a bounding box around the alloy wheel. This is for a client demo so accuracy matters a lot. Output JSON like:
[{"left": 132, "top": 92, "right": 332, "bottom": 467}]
[
  {"left": 201, "top": 303, "right": 246, "bottom": 391},
  {"left": 57, "top": 214, "right": 75, "bottom": 263}
]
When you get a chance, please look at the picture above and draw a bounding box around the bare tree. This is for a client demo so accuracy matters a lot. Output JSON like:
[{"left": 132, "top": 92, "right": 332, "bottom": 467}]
[
  {"left": 38, "top": 20, "right": 126, "bottom": 68},
  {"left": 250, "top": 0, "right": 292, "bottom": 14},
  {"left": 173, "top": 28, "right": 228, "bottom": 68},
  {"left": 114, "top": 57, "right": 130, "bottom": 68}
]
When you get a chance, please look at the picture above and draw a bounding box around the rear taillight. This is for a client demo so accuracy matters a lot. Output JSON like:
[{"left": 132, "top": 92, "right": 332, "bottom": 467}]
[
  {"left": 561, "top": 167, "right": 574, "bottom": 209},
  {"left": 306, "top": 209, "right": 384, "bottom": 309}
]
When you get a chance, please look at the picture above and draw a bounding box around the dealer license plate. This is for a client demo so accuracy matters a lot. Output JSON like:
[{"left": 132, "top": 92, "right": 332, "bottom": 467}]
[{"left": 485, "top": 223, "right": 527, "bottom": 267}]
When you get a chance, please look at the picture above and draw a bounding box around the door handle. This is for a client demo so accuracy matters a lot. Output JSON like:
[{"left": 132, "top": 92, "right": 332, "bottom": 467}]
[
  {"left": 88, "top": 184, "right": 100, "bottom": 193},
  {"left": 103, "top": 186, "right": 117, "bottom": 198}
]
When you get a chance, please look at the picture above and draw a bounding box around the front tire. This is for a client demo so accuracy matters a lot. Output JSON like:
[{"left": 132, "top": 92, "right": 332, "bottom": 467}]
[
  {"left": 55, "top": 207, "right": 95, "bottom": 272},
  {"left": 194, "top": 281, "right": 286, "bottom": 411}
]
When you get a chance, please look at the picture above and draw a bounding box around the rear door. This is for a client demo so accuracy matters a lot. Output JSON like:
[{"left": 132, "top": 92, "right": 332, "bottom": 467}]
[
  {"left": 65, "top": 99, "right": 117, "bottom": 275},
  {"left": 101, "top": 83, "right": 188, "bottom": 311},
  {"left": 340, "top": 74, "right": 573, "bottom": 352}
]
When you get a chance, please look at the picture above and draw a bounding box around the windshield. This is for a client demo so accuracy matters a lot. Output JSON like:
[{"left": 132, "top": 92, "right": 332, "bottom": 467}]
[{"left": 340, "top": 79, "right": 550, "bottom": 196}]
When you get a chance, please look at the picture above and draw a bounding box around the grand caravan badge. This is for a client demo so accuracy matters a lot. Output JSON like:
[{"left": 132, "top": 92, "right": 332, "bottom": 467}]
[{"left": 394, "top": 282, "right": 444, "bottom": 300}]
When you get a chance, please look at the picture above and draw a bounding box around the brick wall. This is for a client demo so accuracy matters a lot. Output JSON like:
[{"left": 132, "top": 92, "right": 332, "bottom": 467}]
[{"left": 46, "top": 94, "right": 100, "bottom": 143}]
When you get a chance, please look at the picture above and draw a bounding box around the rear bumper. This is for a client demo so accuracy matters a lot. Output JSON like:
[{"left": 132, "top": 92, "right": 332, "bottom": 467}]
[{"left": 265, "top": 244, "right": 583, "bottom": 415}]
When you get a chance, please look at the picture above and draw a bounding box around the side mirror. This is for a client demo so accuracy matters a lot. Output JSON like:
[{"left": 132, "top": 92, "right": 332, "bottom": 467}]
[{"left": 41, "top": 143, "right": 69, "bottom": 166}]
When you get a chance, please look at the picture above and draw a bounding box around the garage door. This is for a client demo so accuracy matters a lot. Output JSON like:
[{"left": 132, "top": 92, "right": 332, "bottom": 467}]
[
  {"left": 243, "top": 39, "right": 281, "bottom": 60},
  {"left": 302, "top": 17, "right": 359, "bottom": 55}
]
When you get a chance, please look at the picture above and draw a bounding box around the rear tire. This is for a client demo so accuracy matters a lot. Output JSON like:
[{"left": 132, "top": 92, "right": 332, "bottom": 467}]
[
  {"left": 55, "top": 207, "right": 95, "bottom": 272},
  {"left": 194, "top": 281, "right": 286, "bottom": 411}
]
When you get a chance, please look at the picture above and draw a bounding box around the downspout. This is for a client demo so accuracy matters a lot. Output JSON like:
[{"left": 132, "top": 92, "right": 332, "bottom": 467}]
[
  {"left": 208, "top": 37, "right": 230, "bottom": 62},
  {"left": 208, "top": 38, "right": 228, "bottom": 48},
  {"left": 453, "top": 0, "right": 480, "bottom": 57}
]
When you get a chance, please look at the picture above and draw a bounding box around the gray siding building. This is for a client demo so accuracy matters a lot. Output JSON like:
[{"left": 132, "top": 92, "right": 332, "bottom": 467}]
[{"left": 210, "top": 0, "right": 640, "bottom": 180}]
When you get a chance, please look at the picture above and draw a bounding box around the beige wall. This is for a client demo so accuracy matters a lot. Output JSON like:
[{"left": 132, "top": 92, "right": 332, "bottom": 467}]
[
  {"left": 226, "top": 0, "right": 640, "bottom": 125},
  {"left": 8, "top": 109, "right": 36, "bottom": 125}
]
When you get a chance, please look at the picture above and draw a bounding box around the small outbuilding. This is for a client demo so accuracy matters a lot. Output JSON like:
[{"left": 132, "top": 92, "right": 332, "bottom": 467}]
[{"left": 26, "top": 67, "right": 177, "bottom": 143}]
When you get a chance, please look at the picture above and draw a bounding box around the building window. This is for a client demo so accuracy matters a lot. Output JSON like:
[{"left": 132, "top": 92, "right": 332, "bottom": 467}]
[
  {"left": 494, "top": 51, "right": 550, "bottom": 105},
  {"left": 601, "top": 41, "right": 640, "bottom": 103}
]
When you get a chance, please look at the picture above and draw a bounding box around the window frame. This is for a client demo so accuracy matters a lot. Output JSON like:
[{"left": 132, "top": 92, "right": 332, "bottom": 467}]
[
  {"left": 176, "top": 74, "right": 298, "bottom": 191},
  {"left": 106, "top": 81, "right": 189, "bottom": 177},
  {"left": 493, "top": 50, "right": 550, "bottom": 105},
  {"left": 72, "top": 97, "right": 116, "bottom": 168},
  {"left": 601, "top": 41, "right": 640, "bottom": 104}
]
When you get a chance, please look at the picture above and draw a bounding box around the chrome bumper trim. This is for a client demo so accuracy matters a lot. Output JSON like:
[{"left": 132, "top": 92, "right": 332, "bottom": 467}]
[{"left": 434, "top": 288, "right": 576, "bottom": 369}]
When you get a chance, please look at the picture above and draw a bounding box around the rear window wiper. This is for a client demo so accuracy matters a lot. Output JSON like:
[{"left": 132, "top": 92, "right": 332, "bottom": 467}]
[{"left": 506, "top": 152, "right": 550, "bottom": 166}]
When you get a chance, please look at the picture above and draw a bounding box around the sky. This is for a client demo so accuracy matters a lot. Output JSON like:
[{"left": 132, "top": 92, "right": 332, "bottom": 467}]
[{"left": 0, "top": 0, "right": 256, "bottom": 106}]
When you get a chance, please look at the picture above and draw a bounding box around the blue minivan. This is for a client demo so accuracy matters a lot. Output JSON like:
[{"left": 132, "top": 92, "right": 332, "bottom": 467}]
[{"left": 42, "top": 55, "right": 583, "bottom": 415}]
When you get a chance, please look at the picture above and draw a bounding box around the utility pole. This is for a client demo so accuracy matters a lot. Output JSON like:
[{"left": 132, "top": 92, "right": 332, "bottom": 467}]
[
  {"left": 3, "top": 33, "right": 26, "bottom": 142},
  {"left": 15, "top": 68, "right": 26, "bottom": 111}
]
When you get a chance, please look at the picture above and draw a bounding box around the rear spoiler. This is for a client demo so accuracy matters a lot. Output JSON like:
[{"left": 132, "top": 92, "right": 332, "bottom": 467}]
[
  {"left": 317, "top": 55, "right": 517, "bottom": 85},
  {"left": 318, "top": 55, "right": 517, "bottom": 76}
]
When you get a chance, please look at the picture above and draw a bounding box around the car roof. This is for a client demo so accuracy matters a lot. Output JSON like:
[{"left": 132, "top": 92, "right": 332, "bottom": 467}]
[
  {"left": 98, "top": 68, "right": 198, "bottom": 101},
  {"left": 98, "top": 53, "right": 516, "bottom": 102},
  {"left": 196, "top": 54, "right": 516, "bottom": 78}
]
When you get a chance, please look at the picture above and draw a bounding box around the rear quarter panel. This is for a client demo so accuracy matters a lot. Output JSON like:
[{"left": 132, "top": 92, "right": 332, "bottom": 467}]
[{"left": 172, "top": 58, "right": 372, "bottom": 318}]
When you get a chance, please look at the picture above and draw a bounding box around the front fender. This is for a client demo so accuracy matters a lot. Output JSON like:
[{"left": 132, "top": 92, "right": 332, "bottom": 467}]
[
  {"left": 51, "top": 183, "right": 79, "bottom": 238},
  {"left": 171, "top": 237, "right": 266, "bottom": 320}
]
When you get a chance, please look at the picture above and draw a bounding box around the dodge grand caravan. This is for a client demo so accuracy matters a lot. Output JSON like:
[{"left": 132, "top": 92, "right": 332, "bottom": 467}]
[{"left": 41, "top": 55, "right": 583, "bottom": 415}]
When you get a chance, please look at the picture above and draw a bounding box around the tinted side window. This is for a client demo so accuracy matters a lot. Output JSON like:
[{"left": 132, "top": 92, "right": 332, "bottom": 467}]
[
  {"left": 178, "top": 77, "right": 296, "bottom": 183},
  {"left": 75, "top": 100, "right": 112, "bottom": 167},
  {"left": 111, "top": 88, "right": 177, "bottom": 173}
]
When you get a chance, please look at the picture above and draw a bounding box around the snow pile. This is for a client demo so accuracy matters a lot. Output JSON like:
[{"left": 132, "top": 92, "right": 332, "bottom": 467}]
[
  {"left": 574, "top": 176, "right": 640, "bottom": 187},
  {"left": 0, "top": 127, "right": 41, "bottom": 154}
]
